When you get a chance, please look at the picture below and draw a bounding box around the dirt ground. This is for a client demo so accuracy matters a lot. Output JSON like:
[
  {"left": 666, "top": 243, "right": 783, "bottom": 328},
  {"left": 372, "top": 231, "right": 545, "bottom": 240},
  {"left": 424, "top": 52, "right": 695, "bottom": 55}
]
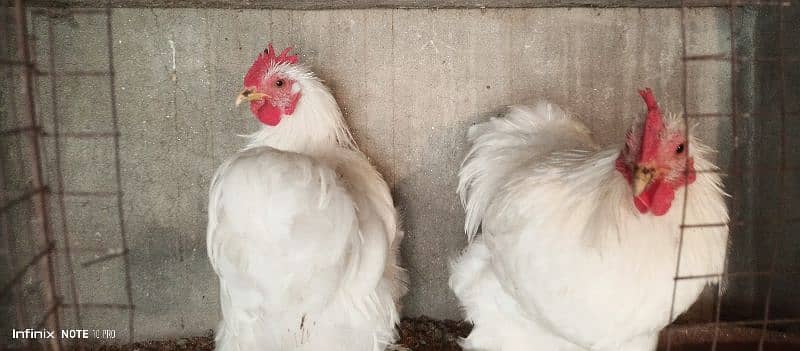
[
  {"left": 59, "top": 316, "right": 469, "bottom": 351},
  {"left": 19, "top": 317, "right": 800, "bottom": 350}
]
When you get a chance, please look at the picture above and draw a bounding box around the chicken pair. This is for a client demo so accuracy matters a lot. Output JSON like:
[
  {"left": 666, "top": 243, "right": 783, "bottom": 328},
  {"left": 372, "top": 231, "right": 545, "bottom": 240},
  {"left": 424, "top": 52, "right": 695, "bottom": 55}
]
[{"left": 206, "top": 44, "right": 728, "bottom": 351}]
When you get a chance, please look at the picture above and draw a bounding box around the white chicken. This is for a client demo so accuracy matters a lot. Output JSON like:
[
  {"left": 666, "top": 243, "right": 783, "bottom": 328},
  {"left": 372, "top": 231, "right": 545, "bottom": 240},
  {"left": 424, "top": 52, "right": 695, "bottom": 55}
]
[
  {"left": 207, "top": 44, "right": 406, "bottom": 351},
  {"left": 450, "top": 89, "right": 729, "bottom": 351}
]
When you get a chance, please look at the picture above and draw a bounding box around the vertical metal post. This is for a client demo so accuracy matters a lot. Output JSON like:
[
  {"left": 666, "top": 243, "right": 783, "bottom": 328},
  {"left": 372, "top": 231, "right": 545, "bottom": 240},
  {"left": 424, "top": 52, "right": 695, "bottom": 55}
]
[
  {"left": 710, "top": 2, "right": 741, "bottom": 350},
  {"left": 46, "top": 12, "right": 83, "bottom": 330},
  {"left": 758, "top": 2, "right": 788, "bottom": 350},
  {"left": 0, "top": 4, "right": 33, "bottom": 350},
  {"left": 12, "top": 0, "right": 62, "bottom": 350},
  {"left": 665, "top": 3, "right": 690, "bottom": 351}
]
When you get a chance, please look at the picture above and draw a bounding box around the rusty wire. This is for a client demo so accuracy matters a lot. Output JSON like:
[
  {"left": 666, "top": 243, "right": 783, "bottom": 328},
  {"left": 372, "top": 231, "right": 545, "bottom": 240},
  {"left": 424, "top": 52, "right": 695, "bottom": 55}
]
[
  {"left": 8, "top": 0, "right": 62, "bottom": 350},
  {"left": 667, "top": 0, "right": 797, "bottom": 350},
  {"left": 665, "top": 1, "right": 692, "bottom": 350},
  {"left": 757, "top": 0, "right": 789, "bottom": 350},
  {"left": 711, "top": 3, "right": 741, "bottom": 349},
  {"left": 1, "top": 1, "right": 135, "bottom": 350},
  {"left": 44, "top": 3, "right": 83, "bottom": 332},
  {"left": 0, "top": 8, "right": 33, "bottom": 351}
]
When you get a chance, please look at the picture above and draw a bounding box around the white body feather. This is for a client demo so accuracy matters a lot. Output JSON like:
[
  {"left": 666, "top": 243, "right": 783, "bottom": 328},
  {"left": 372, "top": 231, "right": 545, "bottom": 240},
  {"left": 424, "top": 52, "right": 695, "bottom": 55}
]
[
  {"left": 207, "top": 69, "right": 405, "bottom": 351},
  {"left": 451, "top": 103, "right": 728, "bottom": 351}
]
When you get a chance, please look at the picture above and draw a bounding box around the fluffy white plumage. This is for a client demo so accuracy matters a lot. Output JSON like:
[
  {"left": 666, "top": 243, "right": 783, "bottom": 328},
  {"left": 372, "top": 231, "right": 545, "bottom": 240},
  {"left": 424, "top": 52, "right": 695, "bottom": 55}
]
[
  {"left": 207, "top": 61, "right": 406, "bottom": 351},
  {"left": 451, "top": 103, "right": 729, "bottom": 350}
]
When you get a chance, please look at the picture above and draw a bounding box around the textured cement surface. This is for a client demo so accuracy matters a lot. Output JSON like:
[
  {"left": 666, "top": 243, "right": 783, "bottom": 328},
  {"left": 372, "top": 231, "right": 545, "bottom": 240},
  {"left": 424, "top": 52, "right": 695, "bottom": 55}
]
[
  {"left": 24, "top": 0, "right": 747, "bottom": 9},
  {"left": 3, "top": 6, "right": 744, "bottom": 341}
]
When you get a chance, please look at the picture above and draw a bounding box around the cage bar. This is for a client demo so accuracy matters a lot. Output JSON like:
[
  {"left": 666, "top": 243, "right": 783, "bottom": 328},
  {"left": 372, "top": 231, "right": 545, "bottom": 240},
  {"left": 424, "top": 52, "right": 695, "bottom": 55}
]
[
  {"left": 0, "top": 5, "right": 33, "bottom": 348},
  {"left": 711, "top": 2, "right": 742, "bottom": 348},
  {"left": 45, "top": 8, "right": 83, "bottom": 332},
  {"left": 35, "top": 69, "right": 111, "bottom": 77},
  {"left": 664, "top": 2, "right": 692, "bottom": 350},
  {"left": 2, "top": 1, "right": 138, "bottom": 349},
  {"left": 757, "top": 1, "right": 789, "bottom": 349},
  {"left": 43, "top": 131, "right": 121, "bottom": 138},
  {"left": 0, "top": 242, "right": 55, "bottom": 302},
  {"left": 0, "top": 0, "right": 796, "bottom": 350},
  {"left": 0, "top": 125, "right": 41, "bottom": 137},
  {"left": 9, "top": 2, "right": 62, "bottom": 350},
  {"left": 0, "top": 187, "right": 47, "bottom": 213}
]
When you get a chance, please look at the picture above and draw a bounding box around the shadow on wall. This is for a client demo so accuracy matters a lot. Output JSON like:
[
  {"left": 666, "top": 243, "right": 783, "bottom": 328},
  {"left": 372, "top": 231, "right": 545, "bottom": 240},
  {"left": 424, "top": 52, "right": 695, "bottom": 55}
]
[{"left": 393, "top": 118, "right": 475, "bottom": 319}]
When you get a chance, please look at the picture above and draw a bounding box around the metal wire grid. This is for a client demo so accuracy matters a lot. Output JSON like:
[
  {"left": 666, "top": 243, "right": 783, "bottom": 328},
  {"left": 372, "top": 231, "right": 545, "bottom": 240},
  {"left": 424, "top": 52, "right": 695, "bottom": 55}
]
[
  {"left": 667, "top": 1, "right": 798, "bottom": 350},
  {"left": 0, "top": 0, "right": 796, "bottom": 350},
  {"left": 0, "top": 1, "right": 134, "bottom": 350}
]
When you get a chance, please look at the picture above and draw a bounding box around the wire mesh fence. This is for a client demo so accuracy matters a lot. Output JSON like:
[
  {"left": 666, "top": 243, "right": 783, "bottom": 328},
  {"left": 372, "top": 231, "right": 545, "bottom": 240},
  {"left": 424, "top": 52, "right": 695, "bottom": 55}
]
[
  {"left": 1, "top": 1, "right": 134, "bottom": 350},
  {"left": 665, "top": 1, "right": 799, "bottom": 350},
  {"left": 1, "top": 0, "right": 798, "bottom": 350}
]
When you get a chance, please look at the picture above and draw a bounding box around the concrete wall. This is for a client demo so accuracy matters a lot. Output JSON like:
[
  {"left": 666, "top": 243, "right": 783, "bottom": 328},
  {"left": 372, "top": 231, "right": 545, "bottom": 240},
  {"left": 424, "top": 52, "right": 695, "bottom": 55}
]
[
  {"left": 24, "top": 0, "right": 757, "bottom": 10},
  {"left": 3, "top": 6, "right": 741, "bottom": 342}
]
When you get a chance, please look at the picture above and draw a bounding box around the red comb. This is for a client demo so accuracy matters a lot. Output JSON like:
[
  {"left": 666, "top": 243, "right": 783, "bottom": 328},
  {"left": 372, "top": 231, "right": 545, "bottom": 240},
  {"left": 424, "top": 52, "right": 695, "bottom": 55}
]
[
  {"left": 639, "top": 88, "right": 659, "bottom": 112},
  {"left": 638, "top": 88, "right": 665, "bottom": 163},
  {"left": 244, "top": 43, "right": 299, "bottom": 86},
  {"left": 263, "top": 43, "right": 299, "bottom": 65}
]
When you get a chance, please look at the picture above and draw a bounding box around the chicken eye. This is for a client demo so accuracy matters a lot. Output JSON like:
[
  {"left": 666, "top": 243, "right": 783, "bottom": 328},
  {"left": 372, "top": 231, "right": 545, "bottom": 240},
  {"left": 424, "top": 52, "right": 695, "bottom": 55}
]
[
  {"left": 275, "top": 79, "right": 284, "bottom": 87},
  {"left": 676, "top": 143, "right": 685, "bottom": 154}
]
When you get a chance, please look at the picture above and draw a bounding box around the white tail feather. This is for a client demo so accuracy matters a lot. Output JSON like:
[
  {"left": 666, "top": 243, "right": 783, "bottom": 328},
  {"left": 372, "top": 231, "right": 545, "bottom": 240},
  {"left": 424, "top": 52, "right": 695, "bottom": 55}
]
[{"left": 458, "top": 103, "right": 598, "bottom": 240}]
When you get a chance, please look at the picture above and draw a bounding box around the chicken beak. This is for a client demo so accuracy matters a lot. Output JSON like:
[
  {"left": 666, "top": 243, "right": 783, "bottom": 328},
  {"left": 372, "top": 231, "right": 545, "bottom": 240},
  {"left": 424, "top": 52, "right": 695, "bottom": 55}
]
[
  {"left": 235, "top": 89, "right": 269, "bottom": 106},
  {"left": 632, "top": 166, "right": 654, "bottom": 197}
]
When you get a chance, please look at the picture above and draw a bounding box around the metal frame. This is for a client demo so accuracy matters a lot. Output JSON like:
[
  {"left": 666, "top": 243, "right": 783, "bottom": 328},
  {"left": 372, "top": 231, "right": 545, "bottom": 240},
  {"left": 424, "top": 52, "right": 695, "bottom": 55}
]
[
  {"left": 1, "top": 1, "right": 134, "bottom": 350},
  {"left": 0, "top": 0, "right": 795, "bottom": 350},
  {"left": 664, "top": 0, "right": 797, "bottom": 350}
]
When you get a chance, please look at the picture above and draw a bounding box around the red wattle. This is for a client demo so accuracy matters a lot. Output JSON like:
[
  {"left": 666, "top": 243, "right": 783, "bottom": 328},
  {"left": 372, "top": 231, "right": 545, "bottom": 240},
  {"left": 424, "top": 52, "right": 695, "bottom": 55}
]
[
  {"left": 632, "top": 179, "right": 679, "bottom": 216},
  {"left": 249, "top": 91, "right": 301, "bottom": 126},
  {"left": 618, "top": 150, "right": 697, "bottom": 216},
  {"left": 634, "top": 195, "right": 650, "bottom": 213},
  {"left": 649, "top": 181, "right": 675, "bottom": 216},
  {"left": 256, "top": 103, "right": 282, "bottom": 126}
]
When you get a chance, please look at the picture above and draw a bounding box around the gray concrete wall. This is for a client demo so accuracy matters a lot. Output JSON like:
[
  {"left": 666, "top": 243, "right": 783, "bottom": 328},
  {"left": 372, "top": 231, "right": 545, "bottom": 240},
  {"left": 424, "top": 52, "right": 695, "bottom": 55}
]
[
  {"left": 24, "top": 0, "right": 749, "bottom": 9},
  {"left": 5, "top": 6, "right": 739, "bottom": 341}
]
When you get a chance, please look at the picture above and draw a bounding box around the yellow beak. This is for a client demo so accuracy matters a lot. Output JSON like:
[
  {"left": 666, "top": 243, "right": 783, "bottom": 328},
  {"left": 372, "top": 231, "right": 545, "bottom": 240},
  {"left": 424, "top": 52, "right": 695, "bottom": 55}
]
[
  {"left": 632, "top": 166, "right": 655, "bottom": 197},
  {"left": 235, "top": 89, "right": 269, "bottom": 106}
]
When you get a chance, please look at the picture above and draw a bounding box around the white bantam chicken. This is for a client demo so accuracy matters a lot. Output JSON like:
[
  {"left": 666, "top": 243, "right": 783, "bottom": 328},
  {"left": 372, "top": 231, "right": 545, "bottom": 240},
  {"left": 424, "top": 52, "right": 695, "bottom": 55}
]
[
  {"left": 451, "top": 89, "right": 729, "bottom": 351},
  {"left": 207, "top": 44, "right": 406, "bottom": 351}
]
